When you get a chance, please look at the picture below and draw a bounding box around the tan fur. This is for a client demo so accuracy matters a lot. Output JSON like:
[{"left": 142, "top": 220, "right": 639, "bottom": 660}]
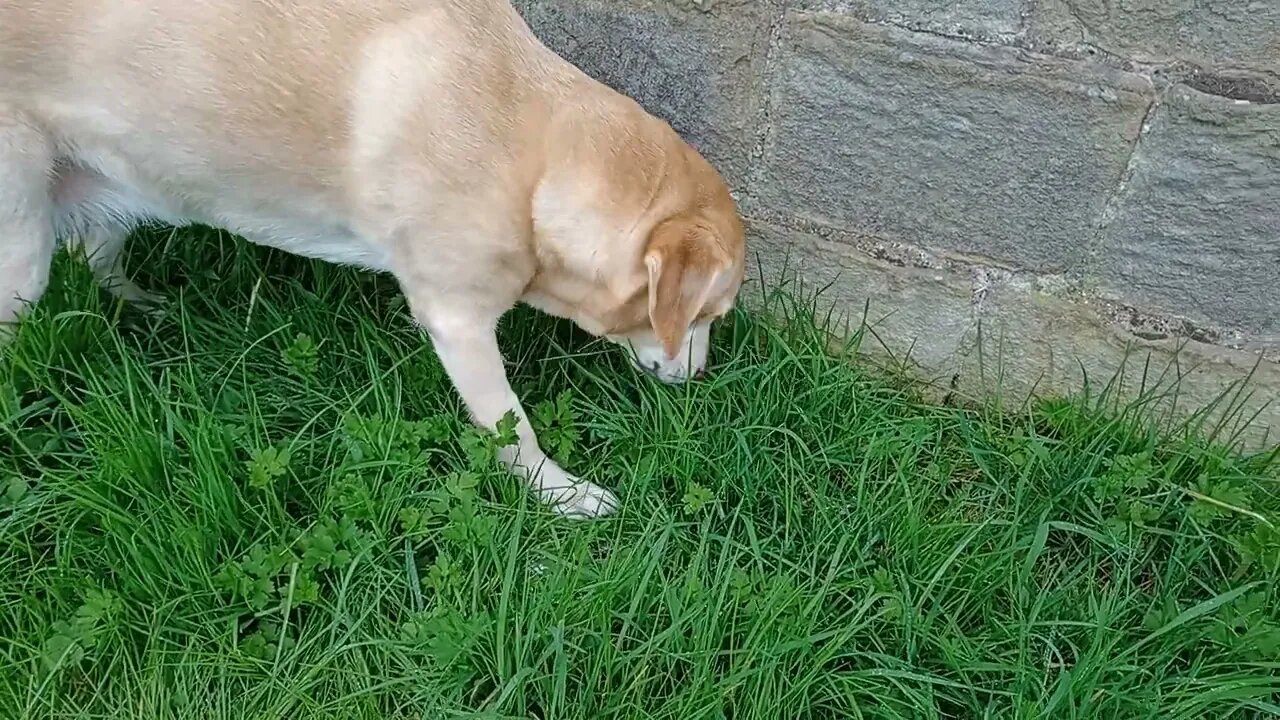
[
  {"left": 645, "top": 217, "right": 727, "bottom": 359},
  {"left": 0, "top": 0, "right": 746, "bottom": 517}
]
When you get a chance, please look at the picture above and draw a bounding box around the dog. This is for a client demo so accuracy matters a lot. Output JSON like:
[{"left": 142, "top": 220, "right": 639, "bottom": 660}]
[{"left": 0, "top": 0, "right": 747, "bottom": 518}]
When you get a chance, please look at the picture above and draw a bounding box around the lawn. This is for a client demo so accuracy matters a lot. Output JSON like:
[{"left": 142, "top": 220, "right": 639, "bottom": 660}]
[{"left": 1, "top": 227, "right": 1278, "bottom": 719}]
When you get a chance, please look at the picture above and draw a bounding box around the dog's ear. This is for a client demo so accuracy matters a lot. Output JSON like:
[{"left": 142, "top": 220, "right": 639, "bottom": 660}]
[{"left": 644, "top": 217, "right": 728, "bottom": 359}]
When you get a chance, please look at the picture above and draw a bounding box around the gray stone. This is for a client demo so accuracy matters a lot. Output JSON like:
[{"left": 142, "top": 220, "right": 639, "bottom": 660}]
[
  {"left": 966, "top": 274, "right": 1280, "bottom": 446},
  {"left": 746, "top": 222, "right": 1280, "bottom": 443},
  {"left": 510, "top": 0, "right": 770, "bottom": 187},
  {"left": 746, "top": 221, "right": 977, "bottom": 377},
  {"left": 796, "top": 0, "right": 1024, "bottom": 41},
  {"left": 1030, "top": 0, "right": 1280, "bottom": 85},
  {"left": 755, "top": 13, "right": 1152, "bottom": 271},
  {"left": 1093, "top": 86, "right": 1280, "bottom": 338}
]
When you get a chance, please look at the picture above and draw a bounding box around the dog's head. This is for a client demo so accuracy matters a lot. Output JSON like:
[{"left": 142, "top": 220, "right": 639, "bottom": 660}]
[
  {"left": 527, "top": 107, "right": 746, "bottom": 383},
  {"left": 602, "top": 202, "right": 744, "bottom": 383},
  {"left": 586, "top": 145, "right": 746, "bottom": 384}
]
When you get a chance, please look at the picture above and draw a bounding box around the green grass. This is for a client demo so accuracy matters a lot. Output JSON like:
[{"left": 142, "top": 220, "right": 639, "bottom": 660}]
[{"left": 1, "top": 227, "right": 1278, "bottom": 719}]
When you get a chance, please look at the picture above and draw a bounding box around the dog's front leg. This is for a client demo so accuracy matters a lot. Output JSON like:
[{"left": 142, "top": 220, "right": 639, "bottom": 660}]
[{"left": 420, "top": 313, "right": 619, "bottom": 518}]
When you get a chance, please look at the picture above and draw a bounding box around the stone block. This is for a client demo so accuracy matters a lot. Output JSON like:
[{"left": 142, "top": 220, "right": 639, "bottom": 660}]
[
  {"left": 1030, "top": 0, "right": 1280, "bottom": 85},
  {"left": 748, "top": 219, "right": 1280, "bottom": 444},
  {"left": 1093, "top": 86, "right": 1280, "bottom": 338},
  {"left": 510, "top": 0, "right": 770, "bottom": 187},
  {"left": 746, "top": 221, "right": 977, "bottom": 378},
  {"left": 756, "top": 13, "right": 1152, "bottom": 271},
  {"left": 967, "top": 273, "right": 1280, "bottom": 446},
  {"left": 796, "top": 0, "right": 1023, "bottom": 41}
]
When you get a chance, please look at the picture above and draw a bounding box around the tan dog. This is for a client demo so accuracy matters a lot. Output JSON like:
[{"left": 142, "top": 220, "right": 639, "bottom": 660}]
[{"left": 0, "top": 0, "right": 746, "bottom": 517}]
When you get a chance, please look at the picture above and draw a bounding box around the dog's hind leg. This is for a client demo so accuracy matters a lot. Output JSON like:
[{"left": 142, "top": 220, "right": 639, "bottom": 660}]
[
  {"left": 69, "top": 225, "right": 163, "bottom": 310},
  {"left": 51, "top": 165, "right": 161, "bottom": 310},
  {"left": 0, "top": 110, "right": 56, "bottom": 334}
]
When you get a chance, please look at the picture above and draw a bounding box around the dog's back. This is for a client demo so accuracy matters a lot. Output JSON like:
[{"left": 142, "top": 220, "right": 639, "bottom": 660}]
[
  {"left": 5, "top": 0, "right": 549, "bottom": 212},
  {"left": 1, "top": 0, "right": 575, "bottom": 266}
]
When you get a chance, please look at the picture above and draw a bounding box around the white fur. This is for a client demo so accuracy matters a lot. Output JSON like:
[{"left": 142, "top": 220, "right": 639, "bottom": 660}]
[{"left": 613, "top": 319, "right": 713, "bottom": 384}]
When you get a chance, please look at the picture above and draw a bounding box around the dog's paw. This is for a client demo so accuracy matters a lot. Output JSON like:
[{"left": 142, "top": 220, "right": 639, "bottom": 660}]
[
  {"left": 517, "top": 453, "right": 620, "bottom": 519},
  {"left": 540, "top": 480, "right": 619, "bottom": 520},
  {"left": 123, "top": 287, "right": 168, "bottom": 317},
  {"left": 104, "top": 279, "right": 167, "bottom": 316}
]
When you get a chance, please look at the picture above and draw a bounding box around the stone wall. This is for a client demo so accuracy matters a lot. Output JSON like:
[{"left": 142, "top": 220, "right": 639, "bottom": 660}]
[{"left": 512, "top": 0, "right": 1280, "bottom": 441}]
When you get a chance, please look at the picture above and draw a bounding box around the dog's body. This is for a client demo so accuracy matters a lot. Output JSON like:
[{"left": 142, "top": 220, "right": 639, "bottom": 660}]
[{"left": 0, "top": 0, "right": 745, "bottom": 517}]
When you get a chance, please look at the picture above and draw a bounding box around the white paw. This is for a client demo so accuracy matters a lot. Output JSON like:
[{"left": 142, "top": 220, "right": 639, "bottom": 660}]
[
  {"left": 121, "top": 287, "right": 167, "bottom": 316},
  {"left": 523, "top": 459, "right": 619, "bottom": 519},
  {"left": 506, "top": 449, "right": 620, "bottom": 519},
  {"left": 103, "top": 278, "right": 166, "bottom": 315},
  {"left": 545, "top": 480, "right": 620, "bottom": 520}
]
